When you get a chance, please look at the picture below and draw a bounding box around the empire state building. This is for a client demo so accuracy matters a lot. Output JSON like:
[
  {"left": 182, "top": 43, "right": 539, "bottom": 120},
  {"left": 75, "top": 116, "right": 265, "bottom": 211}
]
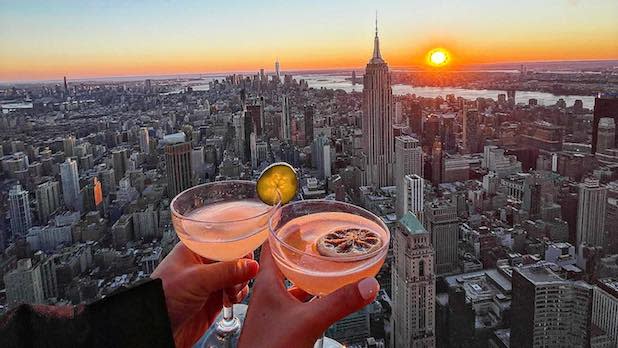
[{"left": 363, "top": 21, "right": 394, "bottom": 187}]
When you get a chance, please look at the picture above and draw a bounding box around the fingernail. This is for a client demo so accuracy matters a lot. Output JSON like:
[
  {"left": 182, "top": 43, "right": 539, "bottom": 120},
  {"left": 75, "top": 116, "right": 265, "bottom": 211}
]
[
  {"left": 358, "top": 277, "right": 379, "bottom": 300},
  {"left": 243, "top": 259, "right": 259, "bottom": 276}
]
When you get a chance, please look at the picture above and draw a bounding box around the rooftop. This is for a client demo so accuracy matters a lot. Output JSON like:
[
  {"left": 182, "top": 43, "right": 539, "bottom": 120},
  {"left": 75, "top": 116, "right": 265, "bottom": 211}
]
[{"left": 399, "top": 212, "right": 426, "bottom": 235}]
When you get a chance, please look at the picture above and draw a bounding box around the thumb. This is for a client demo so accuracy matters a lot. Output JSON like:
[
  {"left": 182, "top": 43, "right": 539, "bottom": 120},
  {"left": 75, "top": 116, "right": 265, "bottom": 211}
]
[
  {"left": 308, "top": 277, "right": 379, "bottom": 331},
  {"left": 189, "top": 259, "right": 259, "bottom": 295}
]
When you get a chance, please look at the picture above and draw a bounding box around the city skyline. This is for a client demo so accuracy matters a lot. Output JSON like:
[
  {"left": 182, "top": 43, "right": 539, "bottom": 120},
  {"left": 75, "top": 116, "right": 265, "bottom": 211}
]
[{"left": 1, "top": 0, "right": 617, "bottom": 82}]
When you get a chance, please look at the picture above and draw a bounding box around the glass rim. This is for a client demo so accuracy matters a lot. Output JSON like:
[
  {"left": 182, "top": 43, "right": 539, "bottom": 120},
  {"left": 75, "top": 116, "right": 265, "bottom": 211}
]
[
  {"left": 170, "top": 180, "right": 281, "bottom": 224},
  {"left": 268, "top": 199, "right": 390, "bottom": 262}
]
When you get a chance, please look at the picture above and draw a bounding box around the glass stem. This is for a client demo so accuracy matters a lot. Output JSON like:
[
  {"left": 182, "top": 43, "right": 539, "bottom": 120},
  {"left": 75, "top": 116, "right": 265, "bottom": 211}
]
[
  {"left": 222, "top": 291, "right": 234, "bottom": 322},
  {"left": 215, "top": 289, "right": 241, "bottom": 339}
]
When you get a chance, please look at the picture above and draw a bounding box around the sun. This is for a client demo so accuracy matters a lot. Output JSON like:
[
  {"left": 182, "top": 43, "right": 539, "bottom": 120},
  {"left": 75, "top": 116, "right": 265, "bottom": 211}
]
[{"left": 427, "top": 48, "right": 449, "bottom": 67}]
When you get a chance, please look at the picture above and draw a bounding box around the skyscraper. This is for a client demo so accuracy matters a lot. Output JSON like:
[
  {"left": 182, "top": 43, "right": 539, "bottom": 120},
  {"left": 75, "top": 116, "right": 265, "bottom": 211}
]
[
  {"left": 511, "top": 264, "right": 592, "bottom": 347},
  {"left": 304, "top": 104, "right": 314, "bottom": 145},
  {"left": 431, "top": 138, "right": 443, "bottom": 185},
  {"left": 63, "top": 135, "right": 75, "bottom": 158},
  {"left": 60, "top": 158, "right": 80, "bottom": 211},
  {"left": 395, "top": 136, "right": 423, "bottom": 218},
  {"left": 363, "top": 19, "right": 394, "bottom": 187},
  {"left": 3, "top": 259, "right": 44, "bottom": 308},
  {"left": 165, "top": 141, "right": 192, "bottom": 198},
  {"left": 275, "top": 58, "right": 281, "bottom": 79},
  {"left": 9, "top": 184, "right": 32, "bottom": 235},
  {"left": 597, "top": 117, "right": 616, "bottom": 152},
  {"left": 576, "top": 178, "right": 607, "bottom": 249},
  {"left": 35, "top": 181, "right": 61, "bottom": 224},
  {"left": 392, "top": 212, "right": 436, "bottom": 348},
  {"left": 281, "top": 95, "right": 291, "bottom": 141},
  {"left": 592, "top": 94, "right": 618, "bottom": 153},
  {"left": 425, "top": 199, "right": 458, "bottom": 275},
  {"left": 139, "top": 127, "right": 150, "bottom": 154},
  {"left": 462, "top": 108, "right": 480, "bottom": 154}
]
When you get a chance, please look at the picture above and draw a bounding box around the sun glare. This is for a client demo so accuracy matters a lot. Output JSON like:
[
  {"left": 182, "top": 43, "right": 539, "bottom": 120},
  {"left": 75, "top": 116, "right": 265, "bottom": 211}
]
[{"left": 427, "top": 48, "right": 449, "bottom": 67}]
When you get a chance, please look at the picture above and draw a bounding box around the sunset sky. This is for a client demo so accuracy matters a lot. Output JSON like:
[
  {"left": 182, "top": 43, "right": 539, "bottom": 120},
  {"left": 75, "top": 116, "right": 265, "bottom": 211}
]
[{"left": 1, "top": 0, "right": 617, "bottom": 82}]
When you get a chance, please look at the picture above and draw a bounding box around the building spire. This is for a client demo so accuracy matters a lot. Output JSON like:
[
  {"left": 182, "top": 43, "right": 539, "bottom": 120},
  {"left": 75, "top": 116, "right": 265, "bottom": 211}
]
[{"left": 371, "top": 11, "right": 383, "bottom": 62}]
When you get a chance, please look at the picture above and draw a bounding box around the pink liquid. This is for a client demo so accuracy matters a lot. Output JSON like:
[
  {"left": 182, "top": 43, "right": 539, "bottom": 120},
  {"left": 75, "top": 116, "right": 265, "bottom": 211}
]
[
  {"left": 174, "top": 200, "right": 271, "bottom": 261},
  {"left": 270, "top": 212, "right": 388, "bottom": 296}
]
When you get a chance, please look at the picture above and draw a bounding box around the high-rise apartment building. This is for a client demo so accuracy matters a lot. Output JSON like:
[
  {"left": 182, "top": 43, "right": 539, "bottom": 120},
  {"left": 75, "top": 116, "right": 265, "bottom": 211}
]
[
  {"left": 425, "top": 199, "right": 459, "bottom": 275},
  {"left": 9, "top": 184, "right": 32, "bottom": 235},
  {"left": 35, "top": 181, "right": 61, "bottom": 223},
  {"left": 511, "top": 263, "right": 593, "bottom": 348},
  {"left": 395, "top": 136, "right": 423, "bottom": 218},
  {"left": 591, "top": 278, "right": 618, "bottom": 347},
  {"left": 363, "top": 21, "right": 394, "bottom": 187},
  {"left": 165, "top": 141, "right": 192, "bottom": 198},
  {"left": 139, "top": 127, "right": 150, "bottom": 154},
  {"left": 392, "top": 212, "right": 436, "bottom": 348},
  {"left": 63, "top": 135, "right": 75, "bottom": 158},
  {"left": 3, "top": 258, "right": 44, "bottom": 308},
  {"left": 111, "top": 148, "right": 129, "bottom": 184},
  {"left": 304, "top": 104, "right": 314, "bottom": 145},
  {"left": 60, "top": 158, "right": 80, "bottom": 211},
  {"left": 576, "top": 178, "right": 607, "bottom": 249}
]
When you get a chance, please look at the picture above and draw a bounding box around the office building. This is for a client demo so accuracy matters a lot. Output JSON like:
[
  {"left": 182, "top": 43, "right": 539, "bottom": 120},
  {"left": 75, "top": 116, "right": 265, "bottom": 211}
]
[
  {"left": 281, "top": 95, "right": 291, "bottom": 141},
  {"left": 3, "top": 258, "right": 44, "bottom": 308},
  {"left": 576, "top": 178, "right": 607, "bottom": 249},
  {"left": 462, "top": 109, "right": 480, "bottom": 154},
  {"left": 165, "top": 141, "right": 192, "bottom": 198},
  {"left": 392, "top": 212, "right": 436, "bottom": 348},
  {"left": 511, "top": 263, "right": 592, "bottom": 348},
  {"left": 591, "top": 278, "right": 618, "bottom": 347},
  {"left": 304, "top": 104, "right": 314, "bottom": 145},
  {"left": 111, "top": 148, "right": 129, "bottom": 184},
  {"left": 402, "top": 174, "right": 425, "bottom": 223},
  {"left": 363, "top": 20, "right": 394, "bottom": 187},
  {"left": 425, "top": 199, "right": 459, "bottom": 275}
]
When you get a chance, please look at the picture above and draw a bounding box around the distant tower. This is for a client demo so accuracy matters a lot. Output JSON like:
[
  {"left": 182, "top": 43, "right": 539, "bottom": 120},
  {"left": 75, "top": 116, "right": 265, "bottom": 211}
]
[
  {"left": 60, "top": 158, "right": 80, "bottom": 211},
  {"left": 281, "top": 95, "right": 291, "bottom": 141},
  {"left": 431, "top": 138, "right": 443, "bottom": 185},
  {"left": 351, "top": 70, "right": 357, "bottom": 85},
  {"left": 395, "top": 136, "right": 423, "bottom": 218},
  {"left": 35, "top": 181, "right": 61, "bottom": 224},
  {"left": 363, "top": 16, "right": 394, "bottom": 187},
  {"left": 165, "top": 142, "right": 192, "bottom": 198},
  {"left": 275, "top": 58, "right": 281, "bottom": 79},
  {"left": 63, "top": 135, "right": 75, "bottom": 158},
  {"left": 63, "top": 76, "right": 68, "bottom": 96},
  {"left": 392, "top": 212, "right": 436, "bottom": 348},
  {"left": 576, "top": 178, "right": 607, "bottom": 249},
  {"left": 9, "top": 185, "right": 32, "bottom": 235}
]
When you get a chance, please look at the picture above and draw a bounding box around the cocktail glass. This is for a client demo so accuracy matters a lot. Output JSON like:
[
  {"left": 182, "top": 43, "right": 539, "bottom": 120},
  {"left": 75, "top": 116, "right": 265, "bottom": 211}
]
[
  {"left": 268, "top": 199, "right": 390, "bottom": 348},
  {"left": 171, "top": 180, "right": 280, "bottom": 347}
]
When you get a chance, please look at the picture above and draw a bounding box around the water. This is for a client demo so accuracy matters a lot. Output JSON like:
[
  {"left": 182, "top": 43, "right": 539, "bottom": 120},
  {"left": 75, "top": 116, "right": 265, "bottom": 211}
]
[{"left": 294, "top": 74, "right": 596, "bottom": 109}]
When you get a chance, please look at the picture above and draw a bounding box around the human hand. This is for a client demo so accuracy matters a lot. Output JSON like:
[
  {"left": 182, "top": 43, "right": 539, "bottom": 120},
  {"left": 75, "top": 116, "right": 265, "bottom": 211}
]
[
  {"left": 238, "top": 242, "right": 379, "bottom": 348},
  {"left": 151, "top": 242, "right": 259, "bottom": 348}
]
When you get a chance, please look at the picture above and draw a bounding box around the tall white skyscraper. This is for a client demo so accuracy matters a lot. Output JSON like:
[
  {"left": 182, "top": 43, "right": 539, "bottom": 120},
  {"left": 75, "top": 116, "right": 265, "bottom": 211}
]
[
  {"left": 576, "top": 178, "right": 607, "bottom": 248},
  {"left": 139, "top": 127, "right": 150, "bottom": 154},
  {"left": 392, "top": 212, "right": 436, "bottom": 348},
  {"left": 395, "top": 136, "right": 423, "bottom": 218},
  {"left": 363, "top": 19, "right": 394, "bottom": 187},
  {"left": 60, "top": 158, "right": 80, "bottom": 211},
  {"left": 403, "top": 174, "right": 425, "bottom": 223},
  {"left": 9, "top": 184, "right": 32, "bottom": 235},
  {"left": 281, "top": 95, "right": 291, "bottom": 141}
]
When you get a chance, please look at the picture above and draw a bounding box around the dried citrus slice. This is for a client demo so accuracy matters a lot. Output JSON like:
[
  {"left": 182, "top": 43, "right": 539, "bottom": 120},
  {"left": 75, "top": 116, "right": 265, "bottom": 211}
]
[
  {"left": 256, "top": 162, "right": 298, "bottom": 205},
  {"left": 316, "top": 228, "right": 382, "bottom": 257}
]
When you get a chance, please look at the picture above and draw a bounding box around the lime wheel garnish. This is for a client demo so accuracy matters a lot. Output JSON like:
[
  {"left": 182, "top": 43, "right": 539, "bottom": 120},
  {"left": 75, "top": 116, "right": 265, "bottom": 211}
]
[
  {"left": 256, "top": 162, "right": 298, "bottom": 205},
  {"left": 316, "top": 228, "right": 382, "bottom": 257}
]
